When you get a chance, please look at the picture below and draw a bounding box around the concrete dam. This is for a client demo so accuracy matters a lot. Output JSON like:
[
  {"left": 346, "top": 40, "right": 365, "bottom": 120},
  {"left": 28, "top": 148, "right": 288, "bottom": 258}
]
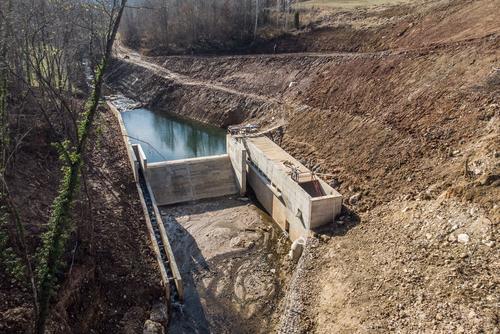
[
  {"left": 108, "top": 98, "right": 342, "bottom": 332},
  {"left": 140, "top": 133, "right": 342, "bottom": 241}
]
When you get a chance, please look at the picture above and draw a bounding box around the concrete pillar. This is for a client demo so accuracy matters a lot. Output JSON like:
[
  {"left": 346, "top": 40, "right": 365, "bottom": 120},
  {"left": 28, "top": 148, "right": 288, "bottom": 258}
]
[
  {"left": 227, "top": 135, "right": 247, "bottom": 195},
  {"left": 132, "top": 143, "right": 148, "bottom": 171},
  {"left": 239, "top": 148, "right": 247, "bottom": 195}
]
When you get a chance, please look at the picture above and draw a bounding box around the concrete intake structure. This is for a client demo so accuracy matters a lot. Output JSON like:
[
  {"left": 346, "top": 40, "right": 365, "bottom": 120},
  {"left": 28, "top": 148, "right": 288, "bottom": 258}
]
[
  {"left": 227, "top": 134, "right": 343, "bottom": 241},
  {"left": 110, "top": 99, "right": 342, "bottom": 242}
]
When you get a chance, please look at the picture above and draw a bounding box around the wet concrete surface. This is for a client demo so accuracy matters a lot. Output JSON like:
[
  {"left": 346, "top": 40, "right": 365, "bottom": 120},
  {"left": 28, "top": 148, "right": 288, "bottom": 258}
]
[{"left": 160, "top": 197, "right": 290, "bottom": 334}]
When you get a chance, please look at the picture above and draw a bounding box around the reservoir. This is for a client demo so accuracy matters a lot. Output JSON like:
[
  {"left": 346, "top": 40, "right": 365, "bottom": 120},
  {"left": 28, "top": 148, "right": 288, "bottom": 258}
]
[{"left": 121, "top": 107, "right": 226, "bottom": 163}]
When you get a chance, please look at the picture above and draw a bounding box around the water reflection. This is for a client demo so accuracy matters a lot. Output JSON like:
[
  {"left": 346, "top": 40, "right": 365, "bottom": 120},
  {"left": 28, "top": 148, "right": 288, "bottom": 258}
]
[{"left": 121, "top": 108, "right": 226, "bottom": 163}]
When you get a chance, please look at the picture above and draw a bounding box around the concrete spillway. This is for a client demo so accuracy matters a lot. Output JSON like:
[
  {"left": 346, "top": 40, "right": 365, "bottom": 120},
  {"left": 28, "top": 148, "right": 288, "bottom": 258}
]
[
  {"left": 146, "top": 155, "right": 239, "bottom": 206},
  {"left": 133, "top": 132, "right": 342, "bottom": 241}
]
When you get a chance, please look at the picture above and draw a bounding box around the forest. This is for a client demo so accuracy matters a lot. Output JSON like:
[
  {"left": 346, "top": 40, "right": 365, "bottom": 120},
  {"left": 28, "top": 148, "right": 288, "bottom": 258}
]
[{"left": 121, "top": 0, "right": 299, "bottom": 53}]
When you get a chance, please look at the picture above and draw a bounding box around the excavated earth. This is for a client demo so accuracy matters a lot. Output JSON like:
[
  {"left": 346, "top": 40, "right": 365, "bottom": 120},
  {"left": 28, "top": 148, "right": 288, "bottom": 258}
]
[{"left": 107, "top": 0, "right": 499, "bottom": 332}]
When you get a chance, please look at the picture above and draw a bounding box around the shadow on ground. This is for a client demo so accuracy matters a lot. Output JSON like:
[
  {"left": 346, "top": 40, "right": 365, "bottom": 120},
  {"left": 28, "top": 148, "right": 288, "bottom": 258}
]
[{"left": 313, "top": 205, "right": 361, "bottom": 237}]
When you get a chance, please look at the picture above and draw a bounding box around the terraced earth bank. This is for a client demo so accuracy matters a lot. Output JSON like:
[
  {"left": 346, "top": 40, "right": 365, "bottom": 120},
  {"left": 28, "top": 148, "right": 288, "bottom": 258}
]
[{"left": 106, "top": 0, "right": 499, "bottom": 332}]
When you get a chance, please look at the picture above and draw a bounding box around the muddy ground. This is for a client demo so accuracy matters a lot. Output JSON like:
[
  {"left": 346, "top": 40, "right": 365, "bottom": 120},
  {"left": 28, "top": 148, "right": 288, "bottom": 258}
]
[
  {"left": 160, "top": 197, "right": 290, "bottom": 334},
  {"left": 107, "top": 0, "right": 499, "bottom": 332}
]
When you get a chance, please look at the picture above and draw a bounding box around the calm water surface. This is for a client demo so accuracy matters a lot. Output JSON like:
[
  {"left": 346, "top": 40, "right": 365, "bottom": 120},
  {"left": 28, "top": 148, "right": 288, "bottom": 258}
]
[{"left": 121, "top": 108, "right": 226, "bottom": 163}]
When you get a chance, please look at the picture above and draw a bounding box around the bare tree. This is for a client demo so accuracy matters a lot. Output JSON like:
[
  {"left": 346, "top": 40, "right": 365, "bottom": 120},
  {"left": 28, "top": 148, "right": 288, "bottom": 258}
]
[
  {"left": 120, "top": 0, "right": 292, "bottom": 53},
  {"left": 1, "top": 1, "right": 128, "bottom": 332},
  {"left": 34, "top": 3, "right": 128, "bottom": 332},
  {"left": 254, "top": 0, "right": 260, "bottom": 40},
  {"left": 0, "top": 0, "right": 12, "bottom": 167}
]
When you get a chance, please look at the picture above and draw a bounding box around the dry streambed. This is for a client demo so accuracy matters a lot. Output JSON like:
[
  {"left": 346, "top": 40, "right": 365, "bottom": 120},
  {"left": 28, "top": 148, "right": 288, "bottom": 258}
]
[{"left": 160, "top": 197, "right": 291, "bottom": 334}]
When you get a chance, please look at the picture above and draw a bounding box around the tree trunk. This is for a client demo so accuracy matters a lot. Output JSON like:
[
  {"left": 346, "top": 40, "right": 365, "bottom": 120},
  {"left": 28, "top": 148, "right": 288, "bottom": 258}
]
[
  {"left": 254, "top": 0, "right": 259, "bottom": 39},
  {"left": 0, "top": 0, "right": 12, "bottom": 168}
]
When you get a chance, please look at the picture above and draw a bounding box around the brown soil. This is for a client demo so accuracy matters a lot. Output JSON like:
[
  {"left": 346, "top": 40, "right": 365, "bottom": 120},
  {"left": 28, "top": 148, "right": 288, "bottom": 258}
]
[
  {"left": 108, "top": 0, "right": 499, "bottom": 332},
  {"left": 0, "top": 105, "right": 164, "bottom": 333}
]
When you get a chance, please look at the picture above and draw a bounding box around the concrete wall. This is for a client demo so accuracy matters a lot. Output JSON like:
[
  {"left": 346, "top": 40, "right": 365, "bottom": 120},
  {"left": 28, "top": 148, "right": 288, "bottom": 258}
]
[
  {"left": 145, "top": 155, "right": 239, "bottom": 206},
  {"left": 227, "top": 135, "right": 247, "bottom": 195},
  {"left": 246, "top": 140, "right": 312, "bottom": 228},
  {"left": 108, "top": 102, "right": 140, "bottom": 181},
  {"left": 242, "top": 135, "right": 342, "bottom": 240},
  {"left": 247, "top": 165, "right": 306, "bottom": 241},
  {"left": 310, "top": 179, "right": 343, "bottom": 228}
]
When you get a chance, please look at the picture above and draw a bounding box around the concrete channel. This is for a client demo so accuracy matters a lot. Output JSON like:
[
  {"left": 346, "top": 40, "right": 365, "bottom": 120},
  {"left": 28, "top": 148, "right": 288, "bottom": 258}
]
[{"left": 108, "top": 99, "right": 342, "bottom": 332}]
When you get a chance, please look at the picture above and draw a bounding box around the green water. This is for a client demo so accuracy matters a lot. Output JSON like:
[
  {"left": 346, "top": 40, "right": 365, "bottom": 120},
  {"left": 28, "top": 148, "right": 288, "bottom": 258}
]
[{"left": 121, "top": 108, "right": 226, "bottom": 163}]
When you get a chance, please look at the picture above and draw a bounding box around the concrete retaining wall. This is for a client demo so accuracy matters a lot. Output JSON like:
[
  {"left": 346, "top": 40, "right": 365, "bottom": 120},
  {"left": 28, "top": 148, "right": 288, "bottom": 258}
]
[
  {"left": 247, "top": 165, "right": 306, "bottom": 241},
  {"left": 310, "top": 179, "right": 343, "bottom": 228},
  {"left": 246, "top": 139, "right": 312, "bottom": 232},
  {"left": 243, "top": 135, "right": 342, "bottom": 240},
  {"left": 227, "top": 135, "right": 247, "bottom": 195},
  {"left": 145, "top": 155, "right": 239, "bottom": 206},
  {"left": 108, "top": 102, "right": 140, "bottom": 181}
]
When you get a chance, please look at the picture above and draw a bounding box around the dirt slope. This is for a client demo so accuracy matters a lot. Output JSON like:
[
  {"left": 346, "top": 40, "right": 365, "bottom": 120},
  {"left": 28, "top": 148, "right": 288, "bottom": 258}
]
[
  {"left": 107, "top": 0, "right": 499, "bottom": 332},
  {"left": 0, "top": 106, "right": 164, "bottom": 333}
]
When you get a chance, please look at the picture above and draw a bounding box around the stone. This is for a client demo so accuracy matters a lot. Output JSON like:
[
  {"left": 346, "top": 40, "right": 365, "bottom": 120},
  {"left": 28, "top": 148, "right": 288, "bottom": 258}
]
[
  {"left": 349, "top": 193, "right": 362, "bottom": 205},
  {"left": 329, "top": 179, "right": 340, "bottom": 188},
  {"left": 150, "top": 302, "right": 169, "bottom": 326},
  {"left": 143, "top": 320, "right": 164, "bottom": 334},
  {"left": 230, "top": 236, "right": 244, "bottom": 248},
  {"left": 289, "top": 237, "right": 306, "bottom": 263},
  {"left": 482, "top": 240, "right": 494, "bottom": 247},
  {"left": 457, "top": 233, "right": 470, "bottom": 244}
]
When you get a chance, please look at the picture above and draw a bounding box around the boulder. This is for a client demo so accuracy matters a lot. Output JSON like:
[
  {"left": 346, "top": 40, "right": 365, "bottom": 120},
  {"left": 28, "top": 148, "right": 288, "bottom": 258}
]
[{"left": 143, "top": 320, "right": 164, "bottom": 334}]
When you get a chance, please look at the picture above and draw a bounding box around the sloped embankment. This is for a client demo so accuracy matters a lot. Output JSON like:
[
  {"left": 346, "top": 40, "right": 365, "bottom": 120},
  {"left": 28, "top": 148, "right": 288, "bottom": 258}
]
[
  {"left": 106, "top": 0, "right": 499, "bottom": 331},
  {"left": 106, "top": 59, "right": 285, "bottom": 127}
]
